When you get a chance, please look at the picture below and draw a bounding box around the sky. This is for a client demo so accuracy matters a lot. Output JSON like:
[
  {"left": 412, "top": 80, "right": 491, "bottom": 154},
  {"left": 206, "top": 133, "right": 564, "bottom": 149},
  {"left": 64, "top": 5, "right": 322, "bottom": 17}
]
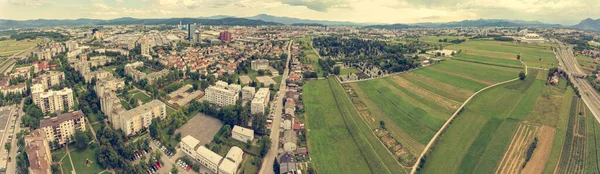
[{"left": 0, "top": 0, "right": 599, "bottom": 25}]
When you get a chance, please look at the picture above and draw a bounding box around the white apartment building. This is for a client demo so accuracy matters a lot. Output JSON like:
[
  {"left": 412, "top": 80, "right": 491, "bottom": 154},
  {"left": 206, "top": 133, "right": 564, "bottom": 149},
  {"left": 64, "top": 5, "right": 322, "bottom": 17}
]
[
  {"left": 32, "top": 88, "right": 75, "bottom": 113},
  {"left": 34, "top": 71, "right": 65, "bottom": 90},
  {"left": 251, "top": 88, "right": 270, "bottom": 115},
  {"left": 232, "top": 125, "right": 254, "bottom": 143},
  {"left": 251, "top": 59, "right": 269, "bottom": 71},
  {"left": 116, "top": 100, "right": 167, "bottom": 135},
  {"left": 181, "top": 135, "right": 243, "bottom": 174},
  {"left": 39, "top": 110, "right": 86, "bottom": 145},
  {"left": 205, "top": 81, "right": 240, "bottom": 107},
  {"left": 241, "top": 86, "right": 255, "bottom": 101}
]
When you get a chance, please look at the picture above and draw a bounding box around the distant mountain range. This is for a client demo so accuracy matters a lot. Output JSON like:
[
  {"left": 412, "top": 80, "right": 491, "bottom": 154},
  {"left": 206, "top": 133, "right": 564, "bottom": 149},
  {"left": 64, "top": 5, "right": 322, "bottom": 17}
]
[
  {"left": 572, "top": 18, "right": 600, "bottom": 31},
  {"left": 245, "top": 14, "right": 379, "bottom": 26},
  {"left": 0, "top": 14, "right": 580, "bottom": 30},
  {"left": 408, "top": 19, "right": 562, "bottom": 28},
  {"left": 0, "top": 17, "right": 281, "bottom": 30}
]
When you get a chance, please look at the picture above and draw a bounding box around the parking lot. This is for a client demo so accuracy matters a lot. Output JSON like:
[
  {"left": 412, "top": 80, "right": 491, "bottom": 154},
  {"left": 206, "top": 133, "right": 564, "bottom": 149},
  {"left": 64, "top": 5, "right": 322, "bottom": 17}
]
[{"left": 174, "top": 113, "right": 223, "bottom": 146}]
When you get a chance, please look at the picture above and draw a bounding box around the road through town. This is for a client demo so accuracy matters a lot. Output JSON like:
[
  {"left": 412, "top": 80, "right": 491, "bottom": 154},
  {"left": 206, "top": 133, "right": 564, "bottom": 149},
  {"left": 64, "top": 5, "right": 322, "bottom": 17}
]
[{"left": 259, "top": 40, "right": 292, "bottom": 174}]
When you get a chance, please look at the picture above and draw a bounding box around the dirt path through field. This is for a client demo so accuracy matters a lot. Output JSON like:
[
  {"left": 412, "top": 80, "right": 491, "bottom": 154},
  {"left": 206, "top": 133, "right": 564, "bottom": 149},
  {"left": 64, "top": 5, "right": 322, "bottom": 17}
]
[
  {"left": 427, "top": 67, "right": 494, "bottom": 85},
  {"left": 522, "top": 125, "right": 556, "bottom": 174},
  {"left": 390, "top": 76, "right": 461, "bottom": 111}
]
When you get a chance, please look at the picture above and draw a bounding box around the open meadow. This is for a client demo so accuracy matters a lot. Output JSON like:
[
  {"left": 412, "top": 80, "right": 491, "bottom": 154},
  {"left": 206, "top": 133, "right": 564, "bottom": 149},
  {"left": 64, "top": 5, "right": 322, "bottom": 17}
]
[
  {"left": 0, "top": 38, "right": 41, "bottom": 57},
  {"left": 305, "top": 77, "right": 407, "bottom": 174},
  {"left": 446, "top": 40, "right": 558, "bottom": 69}
]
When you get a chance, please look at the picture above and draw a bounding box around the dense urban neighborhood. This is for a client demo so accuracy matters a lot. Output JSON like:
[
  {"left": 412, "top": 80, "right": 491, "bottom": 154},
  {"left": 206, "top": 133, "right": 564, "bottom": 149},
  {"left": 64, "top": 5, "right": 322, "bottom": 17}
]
[{"left": 4, "top": 2, "right": 600, "bottom": 174}]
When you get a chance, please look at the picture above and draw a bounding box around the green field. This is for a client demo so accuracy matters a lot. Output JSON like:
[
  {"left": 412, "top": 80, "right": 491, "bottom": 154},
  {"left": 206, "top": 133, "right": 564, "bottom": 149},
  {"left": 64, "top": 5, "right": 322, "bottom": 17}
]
[
  {"left": 126, "top": 89, "right": 152, "bottom": 104},
  {"left": 453, "top": 53, "right": 523, "bottom": 68},
  {"left": 356, "top": 79, "right": 444, "bottom": 144},
  {"left": 413, "top": 68, "right": 487, "bottom": 92},
  {"left": 446, "top": 40, "right": 557, "bottom": 69},
  {"left": 298, "top": 37, "right": 323, "bottom": 77},
  {"left": 430, "top": 59, "right": 522, "bottom": 84},
  {"left": 70, "top": 149, "right": 104, "bottom": 173},
  {"left": 575, "top": 55, "right": 596, "bottom": 73},
  {"left": 340, "top": 68, "right": 360, "bottom": 75},
  {"left": 0, "top": 38, "right": 41, "bottom": 57},
  {"left": 586, "top": 106, "right": 600, "bottom": 173},
  {"left": 421, "top": 71, "right": 543, "bottom": 173},
  {"left": 305, "top": 77, "right": 406, "bottom": 174}
]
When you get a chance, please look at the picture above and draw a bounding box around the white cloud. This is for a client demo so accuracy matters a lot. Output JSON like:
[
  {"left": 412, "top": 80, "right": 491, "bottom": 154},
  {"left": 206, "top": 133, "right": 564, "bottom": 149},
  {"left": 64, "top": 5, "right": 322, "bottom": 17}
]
[{"left": 7, "top": 0, "right": 54, "bottom": 7}]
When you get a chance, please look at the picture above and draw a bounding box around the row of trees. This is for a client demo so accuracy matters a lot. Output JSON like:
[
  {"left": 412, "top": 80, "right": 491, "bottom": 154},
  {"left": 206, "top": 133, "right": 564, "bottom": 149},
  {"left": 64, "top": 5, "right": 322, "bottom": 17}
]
[
  {"left": 95, "top": 123, "right": 152, "bottom": 173},
  {"left": 10, "top": 31, "right": 69, "bottom": 42}
]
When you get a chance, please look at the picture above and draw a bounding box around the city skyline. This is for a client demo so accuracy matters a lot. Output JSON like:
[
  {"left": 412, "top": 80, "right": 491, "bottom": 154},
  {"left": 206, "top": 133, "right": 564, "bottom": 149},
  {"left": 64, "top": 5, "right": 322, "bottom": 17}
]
[{"left": 1, "top": 0, "right": 600, "bottom": 25}]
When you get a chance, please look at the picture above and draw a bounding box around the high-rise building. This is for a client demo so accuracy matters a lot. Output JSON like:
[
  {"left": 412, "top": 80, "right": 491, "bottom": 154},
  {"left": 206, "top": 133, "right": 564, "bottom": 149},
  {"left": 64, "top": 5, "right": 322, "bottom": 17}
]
[
  {"left": 194, "top": 30, "right": 202, "bottom": 43},
  {"left": 39, "top": 110, "right": 86, "bottom": 145},
  {"left": 188, "top": 23, "right": 196, "bottom": 41},
  {"left": 32, "top": 88, "right": 75, "bottom": 113},
  {"left": 219, "top": 31, "right": 232, "bottom": 42}
]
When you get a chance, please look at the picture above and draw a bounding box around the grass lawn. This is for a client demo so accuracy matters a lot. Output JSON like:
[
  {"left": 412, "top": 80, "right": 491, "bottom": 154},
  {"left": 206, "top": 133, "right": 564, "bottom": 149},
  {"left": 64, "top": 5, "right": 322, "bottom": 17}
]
[
  {"left": 70, "top": 149, "right": 104, "bottom": 174},
  {"left": 0, "top": 38, "right": 41, "bottom": 57},
  {"left": 166, "top": 105, "right": 177, "bottom": 117},
  {"left": 127, "top": 89, "right": 152, "bottom": 104},
  {"left": 340, "top": 68, "right": 360, "bottom": 75},
  {"left": 272, "top": 75, "right": 282, "bottom": 89},
  {"left": 92, "top": 123, "right": 102, "bottom": 133},
  {"left": 241, "top": 156, "right": 259, "bottom": 174},
  {"left": 305, "top": 77, "right": 406, "bottom": 174}
]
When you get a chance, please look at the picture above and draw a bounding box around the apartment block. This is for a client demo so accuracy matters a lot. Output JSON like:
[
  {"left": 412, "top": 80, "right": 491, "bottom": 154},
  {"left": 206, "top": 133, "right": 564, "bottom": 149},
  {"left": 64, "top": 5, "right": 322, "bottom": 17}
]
[
  {"left": 205, "top": 81, "right": 240, "bottom": 107},
  {"left": 25, "top": 129, "right": 52, "bottom": 174},
  {"left": 251, "top": 59, "right": 269, "bottom": 71},
  {"left": 232, "top": 125, "right": 254, "bottom": 143},
  {"left": 116, "top": 100, "right": 167, "bottom": 135},
  {"left": 251, "top": 88, "right": 270, "bottom": 115},
  {"left": 39, "top": 110, "right": 86, "bottom": 145},
  {"left": 241, "top": 86, "right": 255, "bottom": 101},
  {"left": 125, "top": 62, "right": 169, "bottom": 85},
  {"left": 34, "top": 71, "right": 65, "bottom": 90},
  {"left": 32, "top": 88, "right": 75, "bottom": 113}
]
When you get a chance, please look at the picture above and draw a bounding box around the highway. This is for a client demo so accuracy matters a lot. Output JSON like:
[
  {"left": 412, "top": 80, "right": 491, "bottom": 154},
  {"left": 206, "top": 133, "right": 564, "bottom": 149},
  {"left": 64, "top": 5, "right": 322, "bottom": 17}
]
[
  {"left": 259, "top": 40, "right": 292, "bottom": 174},
  {"left": 553, "top": 39, "right": 600, "bottom": 124}
]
